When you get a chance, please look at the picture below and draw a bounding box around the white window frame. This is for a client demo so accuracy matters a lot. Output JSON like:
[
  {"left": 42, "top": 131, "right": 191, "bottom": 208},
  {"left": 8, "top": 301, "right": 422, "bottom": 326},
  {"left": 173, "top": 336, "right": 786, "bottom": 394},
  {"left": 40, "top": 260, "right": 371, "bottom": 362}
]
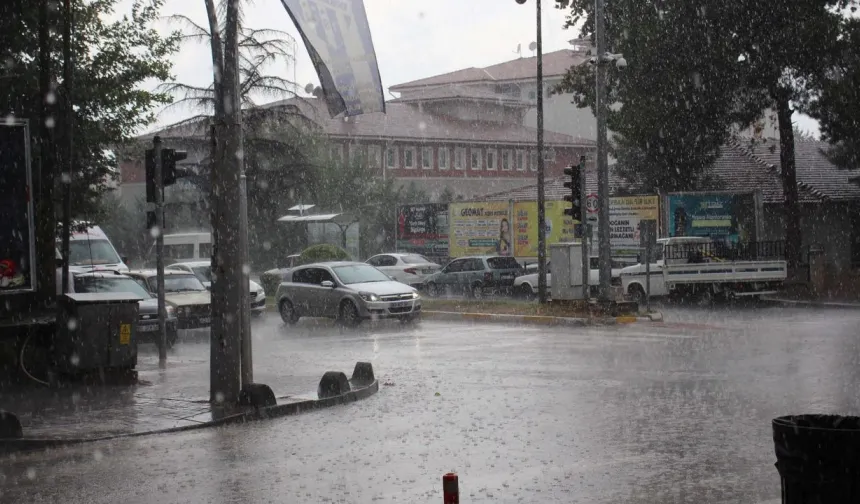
[
  {"left": 486, "top": 148, "right": 497, "bottom": 171},
  {"left": 542, "top": 147, "right": 556, "bottom": 162},
  {"left": 421, "top": 146, "right": 433, "bottom": 170},
  {"left": 529, "top": 150, "right": 538, "bottom": 172},
  {"left": 501, "top": 150, "right": 512, "bottom": 171},
  {"left": 438, "top": 147, "right": 449, "bottom": 170},
  {"left": 330, "top": 144, "right": 344, "bottom": 162},
  {"left": 516, "top": 149, "right": 526, "bottom": 171},
  {"left": 470, "top": 148, "right": 483, "bottom": 171},
  {"left": 368, "top": 145, "right": 382, "bottom": 168},
  {"left": 348, "top": 143, "right": 365, "bottom": 165},
  {"left": 404, "top": 146, "right": 416, "bottom": 170},
  {"left": 454, "top": 147, "right": 466, "bottom": 171},
  {"left": 386, "top": 146, "right": 399, "bottom": 169}
]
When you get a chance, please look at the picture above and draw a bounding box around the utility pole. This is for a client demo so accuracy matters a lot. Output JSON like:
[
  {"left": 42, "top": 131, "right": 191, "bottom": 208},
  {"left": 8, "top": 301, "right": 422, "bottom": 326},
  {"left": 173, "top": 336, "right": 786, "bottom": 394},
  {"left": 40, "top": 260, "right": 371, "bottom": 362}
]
[
  {"left": 60, "top": 0, "right": 73, "bottom": 296},
  {"left": 153, "top": 136, "right": 167, "bottom": 367},
  {"left": 239, "top": 172, "right": 252, "bottom": 386},
  {"left": 535, "top": 0, "right": 548, "bottom": 304},
  {"left": 595, "top": 0, "right": 612, "bottom": 302}
]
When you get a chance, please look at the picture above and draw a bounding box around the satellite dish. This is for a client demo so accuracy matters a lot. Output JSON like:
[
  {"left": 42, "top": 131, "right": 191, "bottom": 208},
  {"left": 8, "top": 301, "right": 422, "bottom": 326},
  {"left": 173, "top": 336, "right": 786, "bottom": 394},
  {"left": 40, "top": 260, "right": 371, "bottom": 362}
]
[
  {"left": 528, "top": 41, "right": 537, "bottom": 52},
  {"left": 304, "top": 83, "right": 315, "bottom": 94}
]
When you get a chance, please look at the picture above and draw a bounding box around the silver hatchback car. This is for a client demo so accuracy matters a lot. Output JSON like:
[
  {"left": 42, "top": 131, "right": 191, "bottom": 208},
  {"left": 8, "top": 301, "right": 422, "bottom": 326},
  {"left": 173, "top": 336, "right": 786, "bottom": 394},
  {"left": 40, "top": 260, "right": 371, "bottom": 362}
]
[{"left": 275, "top": 261, "right": 421, "bottom": 326}]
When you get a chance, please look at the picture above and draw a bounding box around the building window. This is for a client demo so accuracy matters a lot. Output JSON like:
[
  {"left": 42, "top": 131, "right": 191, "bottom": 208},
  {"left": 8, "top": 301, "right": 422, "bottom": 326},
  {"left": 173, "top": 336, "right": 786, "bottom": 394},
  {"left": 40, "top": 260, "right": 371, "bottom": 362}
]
[
  {"left": 348, "top": 143, "right": 366, "bottom": 165},
  {"left": 329, "top": 144, "right": 343, "bottom": 163},
  {"left": 454, "top": 147, "right": 466, "bottom": 170},
  {"left": 516, "top": 150, "right": 526, "bottom": 171},
  {"left": 404, "top": 147, "right": 416, "bottom": 169},
  {"left": 438, "top": 147, "right": 449, "bottom": 170},
  {"left": 386, "top": 146, "right": 398, "bottom": 169},
  {"left": 529, "top": 150, "right": 538, "bottom": 171},
  {"left": 421, "top": 146, "right": 433, "bottom": 170},
  {"left": 501, "top": 150, "right": 512, "bottom": 171},
  {"left": 542, "top": 147, "right": 556, "bottom": 162},
  {"left": 368, "top": 145, "right": 382, "bottom": 168},
  {"left": 471, "top": 148, "right": 482, "bottom": 171},
  {"left": 486, "top": 149, "right": 497, "bottom": 171}
]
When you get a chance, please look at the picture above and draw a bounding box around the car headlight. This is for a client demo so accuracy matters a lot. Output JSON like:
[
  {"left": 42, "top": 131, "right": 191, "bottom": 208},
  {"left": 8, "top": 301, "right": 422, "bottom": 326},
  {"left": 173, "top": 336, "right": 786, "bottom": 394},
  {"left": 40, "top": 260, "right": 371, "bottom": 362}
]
[
  {"left": 358, "top": 292, "right": 379, "bottom": 302},
  {"left": 411, "top": 291, "right": 420, "bottom": 299}
]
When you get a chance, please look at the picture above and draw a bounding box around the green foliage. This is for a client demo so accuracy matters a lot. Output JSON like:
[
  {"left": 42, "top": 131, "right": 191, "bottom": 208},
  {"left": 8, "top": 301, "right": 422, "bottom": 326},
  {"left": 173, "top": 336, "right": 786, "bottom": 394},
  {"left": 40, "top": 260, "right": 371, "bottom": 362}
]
[
  {"left": 258, "top": 271, "right": 283, "bottom": 295},
  {"left": 0, "top": 0, "right": 180, "bottom": 217},
  {"left": 298, "top": 244, "right": 350, "bottom": 265}
]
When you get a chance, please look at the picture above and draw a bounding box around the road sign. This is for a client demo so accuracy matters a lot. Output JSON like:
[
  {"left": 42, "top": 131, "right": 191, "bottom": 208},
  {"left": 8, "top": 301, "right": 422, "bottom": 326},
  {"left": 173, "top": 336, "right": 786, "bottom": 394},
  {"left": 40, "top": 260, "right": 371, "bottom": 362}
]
[{"left": 586, "top": 193, "right": 599, "bottom": 214}]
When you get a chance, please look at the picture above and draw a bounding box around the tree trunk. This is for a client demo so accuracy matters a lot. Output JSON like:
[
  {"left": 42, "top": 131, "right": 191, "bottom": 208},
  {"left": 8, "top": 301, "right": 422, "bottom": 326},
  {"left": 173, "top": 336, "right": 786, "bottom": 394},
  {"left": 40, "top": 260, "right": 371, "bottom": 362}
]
[
  {"left": 774, "top": 92, "right": 802, "bottom": 269},
  {"left": 35, "top": 0, "right": 56, "bottom": 304}
]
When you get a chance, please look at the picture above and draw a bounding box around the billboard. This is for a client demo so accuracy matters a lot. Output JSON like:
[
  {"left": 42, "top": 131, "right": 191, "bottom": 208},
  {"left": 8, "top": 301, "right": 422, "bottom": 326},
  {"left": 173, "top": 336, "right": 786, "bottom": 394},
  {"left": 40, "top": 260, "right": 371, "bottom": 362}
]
[
  {"left": 279, "top": 0, "right": 385, "bottom": 117},
  {"left": 396, "top": 203, "right": 449, "bottom": 257},
  {"left": 0, "top": 120, "right": 35, "bottom": 294},
  {"left": 604, "top": 195, "right": 661, "bottom": 257},
  {"left": 512, "top": 201, "right": 577, "bottom": 257},
  {"left": 449, "top": 202, "right": 512, "bottom": 257},
  {"left": 666, "top": 192, "right": 756, "bottom": 243}
]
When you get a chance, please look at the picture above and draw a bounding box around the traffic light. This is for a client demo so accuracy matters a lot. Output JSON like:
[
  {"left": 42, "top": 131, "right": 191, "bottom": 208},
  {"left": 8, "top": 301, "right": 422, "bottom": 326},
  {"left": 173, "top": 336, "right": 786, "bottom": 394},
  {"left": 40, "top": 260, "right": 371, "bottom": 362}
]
[
  {"left": 563, "top": 160, "right": 583, "bottom": 222},
  {"left": 146, "top": 148, "right": 189, "bottom": 202}
]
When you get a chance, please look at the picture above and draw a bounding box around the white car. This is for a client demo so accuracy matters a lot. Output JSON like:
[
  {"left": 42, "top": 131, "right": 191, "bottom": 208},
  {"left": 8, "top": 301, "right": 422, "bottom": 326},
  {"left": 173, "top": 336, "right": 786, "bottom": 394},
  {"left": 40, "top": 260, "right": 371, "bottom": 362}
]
[
  {"left": 365, "top": 253, "right": 441, "bottom": 287},
  {"left": 513, "top": 258, "right": 625, "bottom": 297},
  {"left": 168, "top": 260, "right": 267, "bottom": 315}
]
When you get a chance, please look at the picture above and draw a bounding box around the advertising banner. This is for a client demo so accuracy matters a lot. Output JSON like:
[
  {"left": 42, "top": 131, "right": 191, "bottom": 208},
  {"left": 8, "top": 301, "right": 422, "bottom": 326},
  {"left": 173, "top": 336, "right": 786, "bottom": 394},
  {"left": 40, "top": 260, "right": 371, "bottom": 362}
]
[
  {"left": 512, "top": 201, "right": 577, "bottom": 257},
  {"left": 449, "top": 202, "right": 512, "bottom": 257},
  {"left": 606, "top": 195, "right": 661, "bottom": 257},
  {"left": 279, "top": 0, "right": 385, "bottom": 117},
  {"left": 396, "top": 203, "right": 449, "bottom": 257},
  {"left": 0, "top": 120, "right": 35, "bottom": 294},
  {"left": 666, "top": 192, "right": 755, "bottom": 243}
]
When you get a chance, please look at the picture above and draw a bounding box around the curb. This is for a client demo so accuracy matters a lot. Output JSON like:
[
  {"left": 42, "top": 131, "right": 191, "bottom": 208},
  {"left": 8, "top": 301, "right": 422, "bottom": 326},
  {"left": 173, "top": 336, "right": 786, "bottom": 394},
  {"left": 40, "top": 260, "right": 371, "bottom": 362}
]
[
  {"left": 762, "top": 297, "right": 860, "bottom": 310},
  {"left": 422, "top": 310, "right": 661, "bottom": 326},
  {"left": 0, "top": 366, "right": 378, "bottom": 455}
]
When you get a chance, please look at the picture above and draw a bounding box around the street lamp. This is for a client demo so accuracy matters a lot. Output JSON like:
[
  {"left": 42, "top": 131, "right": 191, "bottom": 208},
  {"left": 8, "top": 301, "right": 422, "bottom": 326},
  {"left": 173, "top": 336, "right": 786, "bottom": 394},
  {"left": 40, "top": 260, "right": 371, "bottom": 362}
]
[{"left": 516, "top": 0, "right": 548, "bottom": 304}]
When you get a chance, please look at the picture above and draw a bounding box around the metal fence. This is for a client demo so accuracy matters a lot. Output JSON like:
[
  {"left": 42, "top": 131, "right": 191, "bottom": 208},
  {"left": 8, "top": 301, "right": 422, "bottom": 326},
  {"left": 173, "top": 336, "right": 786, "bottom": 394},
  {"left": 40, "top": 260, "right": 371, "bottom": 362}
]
[{"left": 664, "top": 240, "right": 786, "bottom": 263}]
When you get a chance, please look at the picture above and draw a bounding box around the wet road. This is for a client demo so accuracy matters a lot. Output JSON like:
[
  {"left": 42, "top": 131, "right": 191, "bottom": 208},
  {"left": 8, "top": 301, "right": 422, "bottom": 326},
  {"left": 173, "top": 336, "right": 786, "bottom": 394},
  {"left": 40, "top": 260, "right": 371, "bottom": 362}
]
[{"left": 3, "top": 304, "right": 860, "bottom": 503}]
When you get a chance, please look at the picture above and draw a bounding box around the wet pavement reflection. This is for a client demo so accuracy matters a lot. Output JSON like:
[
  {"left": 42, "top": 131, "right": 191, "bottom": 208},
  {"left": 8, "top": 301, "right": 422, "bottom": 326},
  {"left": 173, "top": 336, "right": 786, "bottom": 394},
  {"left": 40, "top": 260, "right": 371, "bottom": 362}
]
[{"left": 2, "top": 304, "right": 859, "bottom": 503}]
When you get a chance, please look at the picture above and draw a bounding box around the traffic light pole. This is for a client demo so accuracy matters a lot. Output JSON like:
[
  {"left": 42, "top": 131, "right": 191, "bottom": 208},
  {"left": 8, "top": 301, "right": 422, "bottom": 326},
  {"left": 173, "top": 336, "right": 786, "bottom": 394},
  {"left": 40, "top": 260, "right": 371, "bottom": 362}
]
[
  {"left": 535, "top": 0, "right": 548, "bottom": 305},
  {"left": 595, "top": 0, "right": 612, "bottom": 302},
  {"left": 580, "top": 156, "right": 589, "bottom": 300},
  {"left": 153, "top": 135, "right": 168, "bottom": 367}
]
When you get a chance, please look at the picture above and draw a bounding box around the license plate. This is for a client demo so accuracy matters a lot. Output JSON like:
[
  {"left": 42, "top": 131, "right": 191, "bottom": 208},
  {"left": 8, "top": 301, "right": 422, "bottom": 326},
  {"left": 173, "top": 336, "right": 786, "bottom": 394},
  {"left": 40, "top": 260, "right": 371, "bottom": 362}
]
[
  {"left": 501, "top": 273, "right": 515, "bottom": 279},
  {"left": 390, "top": 301, "right": 411, "bottom": 308},
  {"left": 138, "top": 324, "right": 158, "bottom": 332},
  {"left": 198, "top": 317, "right": 211, "bottom": 324}
]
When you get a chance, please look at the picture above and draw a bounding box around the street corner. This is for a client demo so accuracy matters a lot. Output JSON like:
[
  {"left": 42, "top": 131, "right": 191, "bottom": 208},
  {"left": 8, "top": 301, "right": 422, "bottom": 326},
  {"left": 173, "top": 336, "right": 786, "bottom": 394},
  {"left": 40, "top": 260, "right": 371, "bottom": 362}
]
[{"left": 0, "top": 362, "right": 379, "bottom": 455}]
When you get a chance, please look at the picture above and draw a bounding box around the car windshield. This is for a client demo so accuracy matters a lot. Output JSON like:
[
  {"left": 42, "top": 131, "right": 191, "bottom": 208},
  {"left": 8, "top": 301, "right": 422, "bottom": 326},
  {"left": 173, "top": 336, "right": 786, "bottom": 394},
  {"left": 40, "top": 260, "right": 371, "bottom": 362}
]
[
  {"left": 67, "top": 239, "right": 121, "bottom": 266},
  {"left": 487, "top": 257, "right": 521, "bottom": 270},
  {"left": 191, "top": 266, "right": 212, "bottom": 282},
  {"left": 74, "top": 276, "right": 151, "bottom": 299},
  {"left": 148, "top": 274, "right": 207, "bottom": 293},
  {"left": 332, "top": 265, "right": 391, "bottom": 284},
  {"left": 400, "top": 254, "right": 432, "bottom": 264}
]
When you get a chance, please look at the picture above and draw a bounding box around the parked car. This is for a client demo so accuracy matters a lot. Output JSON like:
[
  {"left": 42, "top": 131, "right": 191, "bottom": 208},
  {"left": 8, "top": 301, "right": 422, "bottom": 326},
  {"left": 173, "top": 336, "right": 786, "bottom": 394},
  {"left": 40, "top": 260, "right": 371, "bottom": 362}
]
[
  {"left": 365, "top": 253, "right": 441, "bottom": 287},
  {"left": 125, "top": 269, "right": 211, "bottom": 329},
  {"left": 513, "top": 257, "right": 625, "bottom": 298},
  {"left": 167, "top": 260, "right": 267, "bottom": 315},
  {"left": 68, "top": 271, "right": 179, "bottom": 347},
  {"left": 423, "top": 256, "right": 525, "bottom": 298},
  {"left": 275, "top": 261, "right": 421, "bottom": 327}
]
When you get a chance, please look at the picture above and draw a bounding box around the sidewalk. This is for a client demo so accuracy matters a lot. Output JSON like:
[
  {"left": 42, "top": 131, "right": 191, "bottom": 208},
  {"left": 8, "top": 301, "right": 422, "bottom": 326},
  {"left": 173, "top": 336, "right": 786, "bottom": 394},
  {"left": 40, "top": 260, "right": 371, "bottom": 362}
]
[
  {"left": 2, "top": 340, "right": 374, "bottom": 445},
  {"left": 763, "top": 296, "right": 860, "bottom": 309}
]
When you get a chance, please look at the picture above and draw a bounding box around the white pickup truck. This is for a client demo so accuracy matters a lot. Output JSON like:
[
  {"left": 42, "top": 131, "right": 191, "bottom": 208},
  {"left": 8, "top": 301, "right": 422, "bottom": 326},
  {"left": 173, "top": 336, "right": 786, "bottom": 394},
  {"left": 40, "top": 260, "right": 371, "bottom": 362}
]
[{"left": 620, "top": 237, "right": 787, "bottom": 304}]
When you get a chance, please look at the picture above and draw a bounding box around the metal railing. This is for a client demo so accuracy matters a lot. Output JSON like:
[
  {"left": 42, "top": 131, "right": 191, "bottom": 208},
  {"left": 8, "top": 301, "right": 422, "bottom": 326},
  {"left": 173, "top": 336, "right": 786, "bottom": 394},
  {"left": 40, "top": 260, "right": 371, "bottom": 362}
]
[{"left": 664, "top": 240, "right": 786, "bottom": 263}]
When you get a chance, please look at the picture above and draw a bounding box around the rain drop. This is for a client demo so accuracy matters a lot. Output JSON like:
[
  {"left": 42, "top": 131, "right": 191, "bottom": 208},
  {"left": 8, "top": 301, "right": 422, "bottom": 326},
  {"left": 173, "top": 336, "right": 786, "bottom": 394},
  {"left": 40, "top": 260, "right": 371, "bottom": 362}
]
[
  {"left": 45, "top": 117, "right": 55, "bottom": 128},
  {"left": 418, "top": 121, "right": 427, "bottom": 131},
  {"left": 214, "top": 391, "right": 225, "bottom": 403},
  {"left": 26, "top": 467, "right": 36, "bottom": 480},
  {"left": 150, "top": 226, "right": 161, "bottom": 238},
  {"left": 4, "top": 114, "right": 15, "bottom": 126},
  {"left": 242, "top": 264, "right": 251, "bottom": 275},
  {"left": 70, "top": 353, "right": 80, "bottom": 366},
  {"left": 45, "top": 91, "right": 57, "bottom": 105},
  {"left": 60, "top": 172, "right": 71, "bottom": 184},
  {"left": 263, "top": 241, "right": 272, "bottom": 251},
  {"left": 93, "top": 449, "right": 103, "bottom": 461},
  {"left": 67, "top": 317, "right": 78, "bottom": 330}
]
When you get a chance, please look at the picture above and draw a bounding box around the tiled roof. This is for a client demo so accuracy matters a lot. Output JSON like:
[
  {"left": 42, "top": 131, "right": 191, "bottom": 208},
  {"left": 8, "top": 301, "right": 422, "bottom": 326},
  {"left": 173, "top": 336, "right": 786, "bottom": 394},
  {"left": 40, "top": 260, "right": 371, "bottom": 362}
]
[
  {"left": 390, "top": 49, "right": 587, "bottom": 90},
  {"left": 389, "top": 85, "right": 526, "bottom": 106},
  {"left": 742, "top": 138, "right": 860, "bottom": 202}
]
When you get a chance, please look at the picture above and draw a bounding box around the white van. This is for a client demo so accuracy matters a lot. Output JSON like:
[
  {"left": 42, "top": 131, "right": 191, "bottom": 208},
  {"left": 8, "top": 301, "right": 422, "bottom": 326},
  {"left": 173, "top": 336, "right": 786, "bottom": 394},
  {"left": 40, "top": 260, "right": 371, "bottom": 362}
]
[
  {"left": 59, "top": 225, "right": 129, "bottom": 272},
  {"left": 162, "top": 232, "right": 212, "bottom": 263}
]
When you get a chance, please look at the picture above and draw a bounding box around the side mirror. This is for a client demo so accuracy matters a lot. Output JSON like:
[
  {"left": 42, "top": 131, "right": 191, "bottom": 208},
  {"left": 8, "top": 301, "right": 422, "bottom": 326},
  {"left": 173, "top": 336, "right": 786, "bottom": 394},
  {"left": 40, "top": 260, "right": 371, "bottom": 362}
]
[{"left": 321, "top": 280, "right": 335, "bottom": 288}]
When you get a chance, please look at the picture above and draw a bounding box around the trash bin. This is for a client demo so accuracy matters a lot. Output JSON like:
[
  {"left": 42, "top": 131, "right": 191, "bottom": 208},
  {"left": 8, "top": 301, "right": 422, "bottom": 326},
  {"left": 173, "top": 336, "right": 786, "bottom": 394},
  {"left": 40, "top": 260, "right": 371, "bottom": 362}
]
[
  {"left": 773, "top": 414, "right": 860, "bottom": 503},
  {"left": 54, "top": 292, "right": 140, "bottom": 374}
]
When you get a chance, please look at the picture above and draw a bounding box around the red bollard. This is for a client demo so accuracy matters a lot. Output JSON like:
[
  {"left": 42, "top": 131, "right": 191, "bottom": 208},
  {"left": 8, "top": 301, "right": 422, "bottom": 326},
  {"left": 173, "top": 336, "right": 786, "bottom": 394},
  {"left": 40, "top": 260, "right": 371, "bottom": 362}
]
[{"left": 442, "top": 472, "right": 459, "bottom": 504}]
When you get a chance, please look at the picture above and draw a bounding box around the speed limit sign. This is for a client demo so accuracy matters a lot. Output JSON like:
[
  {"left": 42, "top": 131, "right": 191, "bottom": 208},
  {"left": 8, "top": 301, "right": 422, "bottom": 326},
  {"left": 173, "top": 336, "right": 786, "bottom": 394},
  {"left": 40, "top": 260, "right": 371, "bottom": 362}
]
[{"left": 585, "top": 193, "right": 599, "bottom": 214}]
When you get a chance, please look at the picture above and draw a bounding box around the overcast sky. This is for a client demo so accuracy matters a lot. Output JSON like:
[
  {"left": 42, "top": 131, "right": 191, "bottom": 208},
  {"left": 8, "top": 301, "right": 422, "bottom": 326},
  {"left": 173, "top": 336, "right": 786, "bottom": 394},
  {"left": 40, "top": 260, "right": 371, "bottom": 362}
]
[{"left": 120, "top": 0, "right": 816, "bottom": 135}]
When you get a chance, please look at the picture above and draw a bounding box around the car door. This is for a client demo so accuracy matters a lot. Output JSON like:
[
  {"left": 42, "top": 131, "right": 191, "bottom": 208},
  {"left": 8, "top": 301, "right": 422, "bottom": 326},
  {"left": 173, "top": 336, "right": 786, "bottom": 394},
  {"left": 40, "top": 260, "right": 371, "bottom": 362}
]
[
  {"left": 315, "top": 268, "right": 342, "bottom": 318},
  {"left": 288, "top": 267, "right": 316, "bottom": 316},
  {"left": 439, "top": 259, "right": 464, "bottom": 286}
]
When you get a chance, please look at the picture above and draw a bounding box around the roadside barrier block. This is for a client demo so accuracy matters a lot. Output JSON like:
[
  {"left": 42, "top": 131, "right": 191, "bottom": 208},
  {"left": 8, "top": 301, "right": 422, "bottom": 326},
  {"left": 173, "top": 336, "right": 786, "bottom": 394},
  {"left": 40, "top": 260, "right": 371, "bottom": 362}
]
[{"left": 318, "top": 371, "right": 351, "bottom": 399}]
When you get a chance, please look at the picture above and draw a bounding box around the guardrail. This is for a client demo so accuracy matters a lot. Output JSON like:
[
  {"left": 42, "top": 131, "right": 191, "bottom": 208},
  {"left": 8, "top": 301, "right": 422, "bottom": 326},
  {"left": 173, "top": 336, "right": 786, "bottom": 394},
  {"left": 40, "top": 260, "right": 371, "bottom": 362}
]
[{"left": 664, "top": 240, "right": 785, "bottom": 262}]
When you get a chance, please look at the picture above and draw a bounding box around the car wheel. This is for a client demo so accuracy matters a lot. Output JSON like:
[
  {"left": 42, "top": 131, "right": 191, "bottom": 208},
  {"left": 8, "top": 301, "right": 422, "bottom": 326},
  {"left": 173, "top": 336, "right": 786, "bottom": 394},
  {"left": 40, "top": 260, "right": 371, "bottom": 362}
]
[
  {"left": 629, "top": 284, "right": 646, "bottom": 305},
  {"left": 278, "top": 299, "right": 299, "bottom": 325},
  {"left": 426, "top": 282, "right": 439, "bottom": 298},
  {"left": 696, "top": 288, "right": 714, "bottom": 307},
  {"left": 470, "top": 282, "right": 485, "bottom": 300},
  {"left": 339, "top": 300, "right": 361, "bottom": 327}
]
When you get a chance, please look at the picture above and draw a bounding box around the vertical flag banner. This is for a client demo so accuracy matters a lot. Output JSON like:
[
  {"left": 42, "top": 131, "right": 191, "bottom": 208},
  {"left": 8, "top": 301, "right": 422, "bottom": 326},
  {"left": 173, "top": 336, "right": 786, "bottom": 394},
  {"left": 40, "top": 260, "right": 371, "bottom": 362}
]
[{"left": 280, "top": 0, "right": 385, "bottom": 117}]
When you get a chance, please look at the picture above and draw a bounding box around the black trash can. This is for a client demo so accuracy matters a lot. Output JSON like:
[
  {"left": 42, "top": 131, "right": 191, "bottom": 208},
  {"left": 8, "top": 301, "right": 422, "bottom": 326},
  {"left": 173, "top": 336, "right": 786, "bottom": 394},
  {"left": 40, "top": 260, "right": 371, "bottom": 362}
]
[{"left": 773, "top": 415, "right": 860, "bottom": 503}]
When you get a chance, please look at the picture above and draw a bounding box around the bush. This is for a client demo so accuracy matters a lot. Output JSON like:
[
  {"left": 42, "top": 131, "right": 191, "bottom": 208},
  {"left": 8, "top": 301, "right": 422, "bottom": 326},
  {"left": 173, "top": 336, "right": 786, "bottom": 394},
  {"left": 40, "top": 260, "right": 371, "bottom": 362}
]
[
  {"left": 298, "top": 244, "right": 351, "bottom": 265},
  {"left": 259, "top": 270, "right": 284, "bottom": 296}
]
